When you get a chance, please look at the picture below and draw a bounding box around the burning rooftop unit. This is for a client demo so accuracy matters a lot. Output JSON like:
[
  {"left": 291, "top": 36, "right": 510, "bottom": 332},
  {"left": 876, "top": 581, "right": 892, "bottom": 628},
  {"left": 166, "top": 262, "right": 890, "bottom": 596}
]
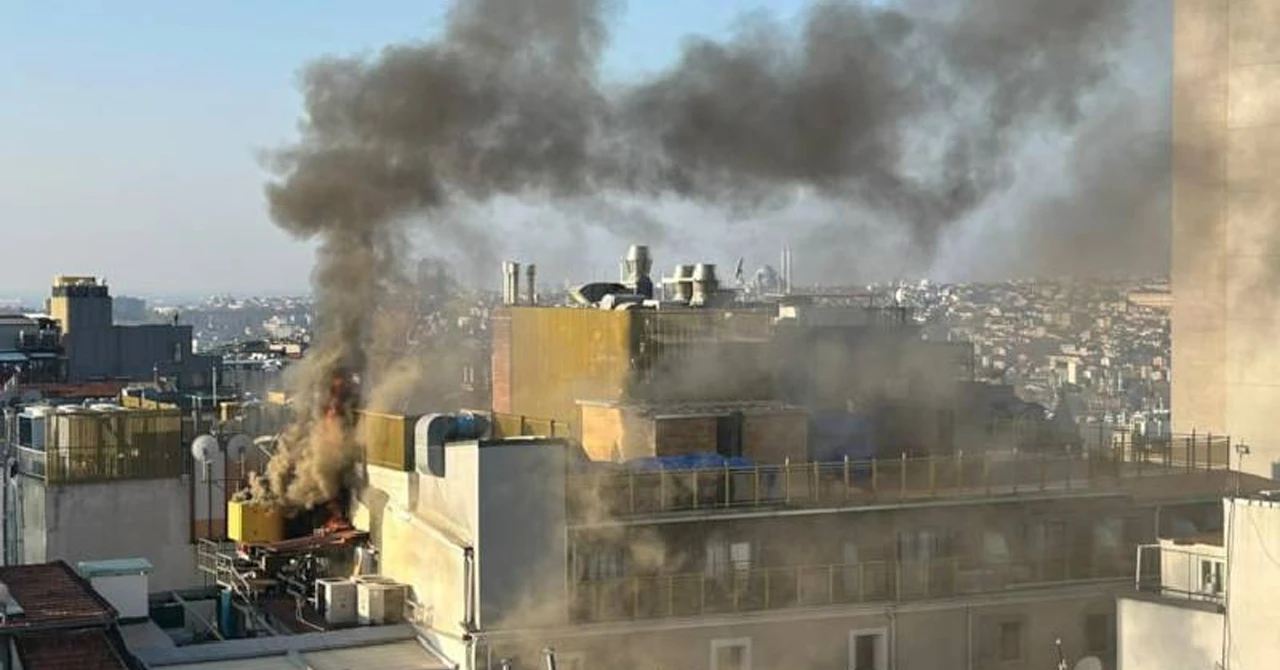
[{"left": 204, "top": 368, "right": 386, "bottom": 637}]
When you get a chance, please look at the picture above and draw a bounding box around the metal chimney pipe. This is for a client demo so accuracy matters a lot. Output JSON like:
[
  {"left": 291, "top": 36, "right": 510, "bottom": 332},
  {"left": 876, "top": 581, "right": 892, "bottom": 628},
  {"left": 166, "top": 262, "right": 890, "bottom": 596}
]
[
  {"left": 525, "top": 264, "right": 537, "bottom": 306},
  {"left": 502, "top": 261, "right": 522, "bottom": 306}
]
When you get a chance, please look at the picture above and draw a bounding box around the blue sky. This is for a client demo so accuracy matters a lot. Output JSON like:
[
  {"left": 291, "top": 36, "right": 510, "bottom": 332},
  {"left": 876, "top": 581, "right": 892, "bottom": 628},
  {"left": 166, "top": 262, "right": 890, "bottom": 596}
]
[{"left": 0, "top": 0, "right": 813, "bottom": 299}]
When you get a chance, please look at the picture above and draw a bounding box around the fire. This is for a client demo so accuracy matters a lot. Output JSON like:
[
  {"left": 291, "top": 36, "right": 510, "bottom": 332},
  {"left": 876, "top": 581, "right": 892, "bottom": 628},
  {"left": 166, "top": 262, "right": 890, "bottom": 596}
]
[{"left": 315, "top": 369, "right": 358, "bottom": 535}]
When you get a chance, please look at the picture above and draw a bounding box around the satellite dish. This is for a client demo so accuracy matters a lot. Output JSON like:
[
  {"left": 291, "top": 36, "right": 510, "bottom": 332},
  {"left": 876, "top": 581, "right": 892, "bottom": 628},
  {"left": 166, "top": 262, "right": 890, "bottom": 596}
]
[
  {"left": 225, "top": 434, "right": 251, "bottom": 460},
  {"left": 190, "top": 434, "right": 219, "bottom": 464},
  {"left": 1074, "top": 657, "right": 1103, "bottom": 670}
]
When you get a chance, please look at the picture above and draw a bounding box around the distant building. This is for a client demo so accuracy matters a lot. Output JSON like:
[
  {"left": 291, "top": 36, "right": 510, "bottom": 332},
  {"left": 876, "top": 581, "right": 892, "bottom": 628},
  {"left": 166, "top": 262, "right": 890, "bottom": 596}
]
[
  {"left": 112, "top": 295, "right": 149, "bottom": 324},
  {"left": 0, "top": 313, "right": 64, "bottom": 387},
  {"left": 46, "top": 276, "right": 217, "bottom": 389}
]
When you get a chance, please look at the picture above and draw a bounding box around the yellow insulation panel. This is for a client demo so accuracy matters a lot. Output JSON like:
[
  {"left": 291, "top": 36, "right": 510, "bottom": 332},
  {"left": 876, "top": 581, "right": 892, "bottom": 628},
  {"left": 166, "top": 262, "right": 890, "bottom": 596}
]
[{"left": 227, "top": 500, "right": 284, "bottom": 544}]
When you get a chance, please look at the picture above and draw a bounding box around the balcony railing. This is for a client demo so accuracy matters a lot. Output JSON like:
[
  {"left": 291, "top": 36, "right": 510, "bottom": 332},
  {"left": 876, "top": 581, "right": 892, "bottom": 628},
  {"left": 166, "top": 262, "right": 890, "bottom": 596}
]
[
  {"left": 15, "top": 443, "right": 188, "bottom": 484},
  {"left": 572, "top": 555, "right": 1132, "bottom": 623},
  {"left": 569, "top": 434, "right": 1232, "bottom": 519},
  {"left": 1134, "top": 543, "right": 1226, "bottom": 606}
]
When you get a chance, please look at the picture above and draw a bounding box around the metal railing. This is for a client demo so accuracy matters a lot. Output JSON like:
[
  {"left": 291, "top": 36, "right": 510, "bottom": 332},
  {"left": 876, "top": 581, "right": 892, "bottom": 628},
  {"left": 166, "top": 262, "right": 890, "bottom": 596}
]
[
  {"left": 569, "top": 435, "right": 1231, "bottom": 518},
  {"left": 14, "top": 443, "right": 188, "bottom": 484},
  {"left": 1134, "top": 543, "right": 1226, "bottom": 606},
  {"left": 572, "top": 555, "right": 1132, "bottom": 623}
]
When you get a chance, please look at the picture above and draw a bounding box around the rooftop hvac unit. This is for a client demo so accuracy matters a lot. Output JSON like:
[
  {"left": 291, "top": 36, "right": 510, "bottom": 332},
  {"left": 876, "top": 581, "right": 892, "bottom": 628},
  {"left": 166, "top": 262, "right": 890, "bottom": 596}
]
[
  {"left": 317, "top": 577, "right": 357, "bottom": 626},
  {"left": 356, "top": 577, "right": 407, "bottom": 625}
]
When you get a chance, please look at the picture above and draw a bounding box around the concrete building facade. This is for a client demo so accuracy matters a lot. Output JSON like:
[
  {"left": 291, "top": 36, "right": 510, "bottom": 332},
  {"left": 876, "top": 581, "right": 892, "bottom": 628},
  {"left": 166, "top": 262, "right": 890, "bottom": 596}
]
[
  {"left": 1171, "top": 0, "right": 1280, "bottom": 477},
  {"left": 47, "top": 276, "right": 217, "bottom": 388},
  {"left": 2, "top": 404, "right": 203, "bottom": 590},
  {"left": 1119, "top": 494, "right": 1280, "bottom": 670}
]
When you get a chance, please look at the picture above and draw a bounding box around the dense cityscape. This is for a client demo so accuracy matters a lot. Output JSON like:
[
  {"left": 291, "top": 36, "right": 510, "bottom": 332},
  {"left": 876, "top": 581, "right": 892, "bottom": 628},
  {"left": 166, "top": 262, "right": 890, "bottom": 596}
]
[{"left": 1, "top": 1, "right": 1276, "bottom": 669}]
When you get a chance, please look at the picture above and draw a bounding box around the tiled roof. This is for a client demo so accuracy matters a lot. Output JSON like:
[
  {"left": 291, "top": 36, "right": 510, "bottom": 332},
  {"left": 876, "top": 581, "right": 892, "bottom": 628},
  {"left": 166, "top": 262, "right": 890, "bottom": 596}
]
[
  {"left": 16, "top": 630, "right": 130, "bottom": 670},
  {"left": 0, "top": 561, "right": 116, "bottom": 632}
]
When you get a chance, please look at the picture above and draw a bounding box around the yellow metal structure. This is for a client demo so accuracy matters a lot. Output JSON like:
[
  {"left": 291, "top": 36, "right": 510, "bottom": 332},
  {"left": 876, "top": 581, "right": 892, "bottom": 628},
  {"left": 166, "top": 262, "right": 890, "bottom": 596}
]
[
  {"left": 358, "top": 410, "right": 420, "bottom": 471},
  {"left": 227, "top": 500, "right": 284, "bottom": 544}
]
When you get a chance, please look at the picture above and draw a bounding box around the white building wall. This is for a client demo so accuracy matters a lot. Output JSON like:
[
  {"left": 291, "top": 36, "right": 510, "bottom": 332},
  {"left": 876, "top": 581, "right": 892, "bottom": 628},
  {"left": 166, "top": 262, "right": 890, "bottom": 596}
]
[
  {"left": 1223, "top": 497, "right": 1280, "bottom": 669},
  {"left": 36, "top": 478, "right": 198, "bottom": 591},
  {"left": 1117, "top": 597, "right": 1222, "bottom": 670}
]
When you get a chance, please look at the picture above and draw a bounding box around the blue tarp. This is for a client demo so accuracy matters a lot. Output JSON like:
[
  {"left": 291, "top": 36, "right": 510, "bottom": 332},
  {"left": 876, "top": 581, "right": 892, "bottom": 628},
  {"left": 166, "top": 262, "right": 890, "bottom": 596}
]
[{"left": 624, "top": 453, "right": 752, "bottom": 472}]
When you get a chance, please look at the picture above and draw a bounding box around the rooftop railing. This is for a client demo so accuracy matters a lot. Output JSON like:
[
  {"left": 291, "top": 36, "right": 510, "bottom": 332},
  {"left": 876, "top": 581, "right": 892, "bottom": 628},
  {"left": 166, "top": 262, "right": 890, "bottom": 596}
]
[
  {"left": 1133, "top": 543, "right": 1226, "bottom": 606},
  {"left": 572, "top": 554, "right": 1132, "bottom": 623},
  {"left": 14, "top": 442, "right": 188, "bottom": 484},
  {"left": 568, "top": 433, "right": 1232, "bottom": 519}
]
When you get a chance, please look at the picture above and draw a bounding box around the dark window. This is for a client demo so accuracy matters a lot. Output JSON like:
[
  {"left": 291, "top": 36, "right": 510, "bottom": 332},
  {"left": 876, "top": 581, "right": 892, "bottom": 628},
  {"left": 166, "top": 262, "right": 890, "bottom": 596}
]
[
  {"left": 1085, "top": 613, "right": 1111, "bottom": 654},
  {"left": 999, "top": 621, "right": 1023, "bottom": 661},
  {"left": 852, "top": 633, "right": 884, "bottom": 670},
  {"left": 716, "top": 413, "right": 743, "bottom": 458}
]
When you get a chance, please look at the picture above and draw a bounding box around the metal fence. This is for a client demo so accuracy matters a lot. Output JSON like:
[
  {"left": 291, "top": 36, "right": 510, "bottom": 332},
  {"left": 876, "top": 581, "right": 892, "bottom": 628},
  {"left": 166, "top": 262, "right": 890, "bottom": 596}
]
[
  {"left": 569, "top": 433, "right": 1232, "bottom": 518},
  {"left": 1134, "top": 543, "right": 1226, "bottom": 606},
  {"left": 572, "top": 555, "right": 1132, "bottom": 623},
  {"left": 15, "top": 443, "right": 188, "bottom": 484}
]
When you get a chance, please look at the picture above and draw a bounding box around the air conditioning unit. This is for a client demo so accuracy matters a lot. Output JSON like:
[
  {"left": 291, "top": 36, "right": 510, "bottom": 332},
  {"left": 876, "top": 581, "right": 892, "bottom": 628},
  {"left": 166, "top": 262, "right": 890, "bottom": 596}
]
[
  {"left": 317, "top": 577, "right": 356, "bottom": 626},
  {"left": 355, "top": 576, "right": 407, "bottom": 625}
]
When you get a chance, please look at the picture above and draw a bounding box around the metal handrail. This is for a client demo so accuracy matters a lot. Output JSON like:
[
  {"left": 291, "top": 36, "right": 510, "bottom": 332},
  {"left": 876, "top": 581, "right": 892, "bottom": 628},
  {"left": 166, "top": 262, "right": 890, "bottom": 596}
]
[
  {"left": 14, "top": 443, "right": 187, "bottom": 484},
  {"left": 571, "top": 556, "right": 1131, "bottom": 623},
  {"left": 568, "top": 440, "right": 1231, "bottom": 518},
  {"left": 1133, "top": 543, "right": 1226, "bottom": 604}
]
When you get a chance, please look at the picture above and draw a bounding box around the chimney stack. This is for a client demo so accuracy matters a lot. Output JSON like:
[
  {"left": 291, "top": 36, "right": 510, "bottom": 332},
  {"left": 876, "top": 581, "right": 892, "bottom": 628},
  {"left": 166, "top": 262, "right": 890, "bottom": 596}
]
[{"left": 502, "top": 261, "right": 521, "bottom": 306}]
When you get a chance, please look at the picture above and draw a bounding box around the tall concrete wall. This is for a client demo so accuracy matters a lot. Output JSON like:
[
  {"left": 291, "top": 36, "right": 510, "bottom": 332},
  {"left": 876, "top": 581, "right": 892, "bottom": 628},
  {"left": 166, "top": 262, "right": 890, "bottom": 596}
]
[
  {"left": 482, "top": 590, "right": 1117, "bottom": 670},
  {"left": 27, "top": 477, "right": 198, "bottom": 591},
  {"left": 476, "top": 441, "right": 567, "bottom": 629},
  {"left": 1223, "top": 497, "right": 1280, "bottom": 670},
  {"left": 1117, "top": 597, "right": 1222, "bottom": 670},
  {"left": 1172, "top": 0, "right": 1280, "bottom": 478}
]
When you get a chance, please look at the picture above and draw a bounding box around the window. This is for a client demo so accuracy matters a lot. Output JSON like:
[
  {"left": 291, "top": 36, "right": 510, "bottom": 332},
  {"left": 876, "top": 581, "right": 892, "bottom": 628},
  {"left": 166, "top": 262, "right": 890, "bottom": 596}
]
[
  {"left": 711, "top": 638, "right": 751, "bottom": 670},
  {"left": 1084, "top": 613, "right": 1111, "bottom": 655},
  {"left": 582, "top": 549, "right": 625, "bottom": 581},
  {"left": 172, "top": 342, "right": 183, "bottom": 363},
  {"left": 999, "top": 620, "right": 1023, "bottom": 662},
  {"left": 1199, "top": 559, "right": 1224, "bottom": 595},
  {"left": 848, "top": 629, "right": 888, "bottom": 670},
  {"left": 705, "top": 540, "right": 752, "bottom": 578}
]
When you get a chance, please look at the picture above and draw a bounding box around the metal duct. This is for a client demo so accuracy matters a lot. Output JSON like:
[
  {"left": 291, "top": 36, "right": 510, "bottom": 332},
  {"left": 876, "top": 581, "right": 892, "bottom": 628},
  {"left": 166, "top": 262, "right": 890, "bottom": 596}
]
[
  {"left": 501, "top": 261, "right": 521, "bottom": 306},
  {"left": 525, "top": 264, "right": 537, "bottom": 305},
  {"left": 691, "top": 263, "right": 719, "bottom": 307},
  {"left": 670, "top": 264, "right": 695, "bottom": 304}
]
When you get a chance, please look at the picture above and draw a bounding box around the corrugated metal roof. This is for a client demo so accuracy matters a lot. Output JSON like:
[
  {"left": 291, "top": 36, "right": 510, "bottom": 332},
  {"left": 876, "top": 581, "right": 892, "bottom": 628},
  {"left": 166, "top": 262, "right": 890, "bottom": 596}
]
[
  {"left": 0, "top": 561, "right": 117, "bottom": 632},
  {"left": 15, "top": 629, "right": 130, "bottom": 670}
]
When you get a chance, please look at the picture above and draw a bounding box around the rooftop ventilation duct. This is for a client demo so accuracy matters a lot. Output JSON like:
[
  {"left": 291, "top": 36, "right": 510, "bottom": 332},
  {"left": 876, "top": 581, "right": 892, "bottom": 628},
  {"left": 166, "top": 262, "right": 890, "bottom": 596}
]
[
  {"left": 668, "top": 264, "right": 695, "bottom": 304},
  {"left": 623, "top": 245, "right": 654, "bottom": 299},
  {"left": 690, "top": 264, "right": 719, "bottom": 307}
]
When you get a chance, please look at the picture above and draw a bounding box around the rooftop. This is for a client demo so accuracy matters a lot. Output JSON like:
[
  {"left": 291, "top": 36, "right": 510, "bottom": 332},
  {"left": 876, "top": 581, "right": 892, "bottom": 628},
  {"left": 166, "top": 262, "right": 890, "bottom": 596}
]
[
  {"left": 15, "top": 630, "right": 132, "bottom": 670},
  {"left": 0, "top": 561, "right": 117, "bottom": 633}
]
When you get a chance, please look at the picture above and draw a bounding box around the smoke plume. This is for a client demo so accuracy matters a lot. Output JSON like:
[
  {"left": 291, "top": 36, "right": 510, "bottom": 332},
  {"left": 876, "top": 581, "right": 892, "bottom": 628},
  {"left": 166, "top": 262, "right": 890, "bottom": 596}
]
[{"left": 259, "top": 0, "right": 1152, "bottom": 507}]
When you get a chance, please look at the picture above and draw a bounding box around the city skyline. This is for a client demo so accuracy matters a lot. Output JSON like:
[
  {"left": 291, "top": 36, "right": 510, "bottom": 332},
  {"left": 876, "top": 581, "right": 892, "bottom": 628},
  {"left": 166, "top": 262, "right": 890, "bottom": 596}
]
[{"left": 3, "top": 0, "right": 1171, "bottom": 297}]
